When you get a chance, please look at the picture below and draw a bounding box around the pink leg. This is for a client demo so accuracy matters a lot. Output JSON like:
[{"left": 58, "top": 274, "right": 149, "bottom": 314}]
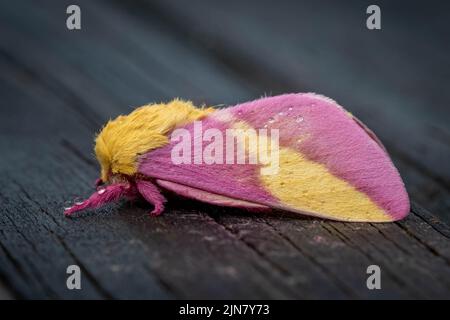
[
  {"left": 136, "top": 180, "right": 166, "bottom": 216},
  {"left": 64, "top": 183, "right": 131, "bottom": 217}
]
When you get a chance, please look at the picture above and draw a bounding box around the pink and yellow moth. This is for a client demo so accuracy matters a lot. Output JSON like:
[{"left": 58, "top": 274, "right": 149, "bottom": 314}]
[{"left": 64, "top": 93, "right": 410, "bottom": 222}]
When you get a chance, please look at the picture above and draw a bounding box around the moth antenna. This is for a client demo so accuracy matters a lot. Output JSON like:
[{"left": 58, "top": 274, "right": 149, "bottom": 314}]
[{"left": 64, "top": 183, "right": 130, "bottom": 217}]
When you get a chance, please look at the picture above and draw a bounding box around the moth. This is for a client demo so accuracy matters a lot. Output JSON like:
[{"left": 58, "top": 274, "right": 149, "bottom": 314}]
[{"left": 64, "top": 93, "right": 410, "bottom": 222}]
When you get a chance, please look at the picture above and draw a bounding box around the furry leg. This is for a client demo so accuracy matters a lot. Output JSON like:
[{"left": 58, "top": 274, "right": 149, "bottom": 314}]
[
  {"left": 136, "top": 180, "right": 166, "bottom": 216},
  {"left": 64, "top": 183, "right": 131, "bottom": 216}
]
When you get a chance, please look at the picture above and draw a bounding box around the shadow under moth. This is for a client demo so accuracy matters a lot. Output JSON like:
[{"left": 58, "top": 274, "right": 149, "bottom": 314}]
[{"left": 64, "top": 93, "right": 409, "bottom": 222}]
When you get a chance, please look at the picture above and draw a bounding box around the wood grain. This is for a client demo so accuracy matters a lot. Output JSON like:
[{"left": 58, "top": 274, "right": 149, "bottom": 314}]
[{"left": 0, "top": 0, "right": 448, "bottom": 299}]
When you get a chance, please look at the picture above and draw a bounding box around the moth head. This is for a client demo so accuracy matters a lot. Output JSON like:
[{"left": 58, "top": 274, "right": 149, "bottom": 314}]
[{"left": 94, "top": 99, "right": 214, "bottom": 183}]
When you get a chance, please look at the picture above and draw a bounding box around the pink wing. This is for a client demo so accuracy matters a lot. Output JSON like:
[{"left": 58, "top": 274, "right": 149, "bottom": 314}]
[{"left": 137, "top": 93, "right": 409, "bottom": 222}]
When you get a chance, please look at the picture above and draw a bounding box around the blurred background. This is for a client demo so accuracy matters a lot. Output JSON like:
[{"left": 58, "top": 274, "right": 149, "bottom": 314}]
[{"left": 0, "top": 0, "right": 449, "bottom": 299}]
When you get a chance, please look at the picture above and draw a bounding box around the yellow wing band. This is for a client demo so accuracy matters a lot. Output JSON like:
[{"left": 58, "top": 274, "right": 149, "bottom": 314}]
[{"left": 260, "top": 148, "right": 391, "bottom": 222}]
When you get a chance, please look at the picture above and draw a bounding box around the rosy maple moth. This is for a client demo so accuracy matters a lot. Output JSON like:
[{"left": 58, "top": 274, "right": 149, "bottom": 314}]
[{"left": 64, "top": 93, "right": 410, "bottom": 222}]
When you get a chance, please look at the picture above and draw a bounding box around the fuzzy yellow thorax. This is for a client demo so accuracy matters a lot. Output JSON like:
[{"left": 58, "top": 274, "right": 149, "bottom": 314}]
[{"left": 95, "top": 99, "right": 214, "bottom": 182}]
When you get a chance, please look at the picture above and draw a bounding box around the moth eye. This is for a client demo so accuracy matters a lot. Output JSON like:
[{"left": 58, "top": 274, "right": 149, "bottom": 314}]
[{"left": 95, "top": 178, "right": 104, "bottom": 187}]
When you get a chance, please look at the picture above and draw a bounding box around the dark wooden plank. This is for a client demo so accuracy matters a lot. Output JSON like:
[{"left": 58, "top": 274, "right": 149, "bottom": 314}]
[
  {"left": 210, "top": 205, "right": 450, "bottom": 299},
  {"left": 0, "top": 0, "right": 448, "bottom": 299}
]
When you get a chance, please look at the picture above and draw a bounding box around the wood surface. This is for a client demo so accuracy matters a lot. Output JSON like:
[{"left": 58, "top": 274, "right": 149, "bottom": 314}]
[{"left": 0, "top": 0, "right": 448, "bottom": 299}]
